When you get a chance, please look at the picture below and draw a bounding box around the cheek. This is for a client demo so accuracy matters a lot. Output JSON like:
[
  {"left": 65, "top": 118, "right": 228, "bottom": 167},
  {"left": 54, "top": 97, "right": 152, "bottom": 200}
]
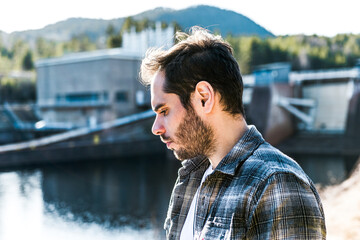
[
  {"left": 164, "top": 117, "right": 176, "bottom": 134},
  {"left": 165, "top": 112, "right": 183, "bottom": 135}
]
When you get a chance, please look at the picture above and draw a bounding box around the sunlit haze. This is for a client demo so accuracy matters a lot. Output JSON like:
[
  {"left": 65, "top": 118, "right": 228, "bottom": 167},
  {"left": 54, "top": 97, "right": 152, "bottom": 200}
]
[{"left": 1, "top": 0, "right": 359, "bottom": 36}]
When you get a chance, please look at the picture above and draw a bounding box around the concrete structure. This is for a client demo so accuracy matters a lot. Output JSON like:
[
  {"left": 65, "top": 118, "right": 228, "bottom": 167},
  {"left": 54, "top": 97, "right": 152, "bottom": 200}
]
[
  {"left": 36, "top": 49, "right": 145, "bottom": 127},
  {"left": 35, "top": 24, "right": 174, "bottom": 127},
  {"left": 245, "top": 62, "right": 360, "bottom": 133},
  {"left": 246, "top": 63, "right": 295, "bottom": 146},
  {"left": 289, "top": 66, "right": 360, "bottom": 132},
  {"left": 246, "top": 62, "right": 360, "bottom": 184}
]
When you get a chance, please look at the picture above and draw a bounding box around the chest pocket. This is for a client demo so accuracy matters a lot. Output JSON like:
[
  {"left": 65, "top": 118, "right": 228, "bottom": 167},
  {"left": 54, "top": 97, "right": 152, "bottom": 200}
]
[
  {"left": 197, "top": 216, "right": 246, "bottom": 240},
  {"left": 197, "top": 217, "right": 230, "bottom": 240}
]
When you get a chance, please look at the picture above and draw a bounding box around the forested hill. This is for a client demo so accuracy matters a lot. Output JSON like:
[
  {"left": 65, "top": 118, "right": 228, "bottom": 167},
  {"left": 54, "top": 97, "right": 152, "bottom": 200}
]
[
  {"left": 133, "top": 5, "right": 274, "bottom": 38},
  {"left": 2, "top": 5, "right": 273, "bottom": 44},
  {"left": 2, "top": 4, "right": 359, "bottom": 77}
]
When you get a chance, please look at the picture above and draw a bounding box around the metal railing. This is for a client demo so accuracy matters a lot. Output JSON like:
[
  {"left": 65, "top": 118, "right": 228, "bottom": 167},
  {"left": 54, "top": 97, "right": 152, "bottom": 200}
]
[
  {"left": 277, "top": 96, "right": 317, "bottom": 130},
  {"left": 0, "top": 109, "right": 155, "bottom": 153}
]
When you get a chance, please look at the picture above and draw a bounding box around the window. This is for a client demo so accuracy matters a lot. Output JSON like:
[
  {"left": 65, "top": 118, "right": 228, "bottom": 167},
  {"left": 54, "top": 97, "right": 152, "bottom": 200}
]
[
  {"left": 65, "top": 93, "right": 99, "bottom": 102},
  {"left": 103, "top": 92, "right": 109, "bottom": 101},
  {"left": 116, "top": 91, "right": 128, "bottom": 102}
]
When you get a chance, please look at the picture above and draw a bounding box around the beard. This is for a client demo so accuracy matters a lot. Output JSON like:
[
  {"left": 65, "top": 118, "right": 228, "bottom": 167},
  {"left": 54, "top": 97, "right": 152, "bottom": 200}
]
[{"left": 164, "top": 107, "right": 216, "bottom": 161}]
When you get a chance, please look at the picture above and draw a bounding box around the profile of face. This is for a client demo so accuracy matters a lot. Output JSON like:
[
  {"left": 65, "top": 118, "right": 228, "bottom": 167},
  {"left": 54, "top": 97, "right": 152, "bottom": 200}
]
[{"left": 151, "top": 71, "right": 215, "bottom": 161}]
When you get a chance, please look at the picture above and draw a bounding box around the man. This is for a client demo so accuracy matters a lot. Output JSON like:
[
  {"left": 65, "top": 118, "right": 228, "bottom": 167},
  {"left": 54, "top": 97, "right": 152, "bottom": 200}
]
[{"left": 140, "top": 27, "right": 326, "bottom": 239}]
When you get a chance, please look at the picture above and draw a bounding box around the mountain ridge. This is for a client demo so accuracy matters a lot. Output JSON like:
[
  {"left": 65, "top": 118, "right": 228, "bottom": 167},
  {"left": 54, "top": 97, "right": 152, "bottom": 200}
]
[{"left": 0, "top": 5, "right": 274, "bottom": 46}]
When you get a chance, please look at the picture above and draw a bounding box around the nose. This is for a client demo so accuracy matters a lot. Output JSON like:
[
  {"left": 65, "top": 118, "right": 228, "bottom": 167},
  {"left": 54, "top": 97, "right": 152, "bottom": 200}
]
[{"left": 152, "top": 116, "right": 165, "bottom": 136}]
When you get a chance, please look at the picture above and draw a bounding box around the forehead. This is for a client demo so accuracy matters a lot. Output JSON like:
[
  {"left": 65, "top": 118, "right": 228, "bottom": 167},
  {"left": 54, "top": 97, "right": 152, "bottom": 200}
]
[
  {"left": 151, "top": 71, "right": 165, "bottom": 96},
  {"left": 150, "top": 71, "right": 182, "bottom": 111},
  {"left": 150, "top": 71, "right": 166, "bottom": 107}
]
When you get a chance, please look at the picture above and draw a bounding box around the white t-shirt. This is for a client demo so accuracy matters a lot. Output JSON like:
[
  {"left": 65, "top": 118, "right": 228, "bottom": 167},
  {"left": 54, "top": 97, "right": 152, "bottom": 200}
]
[{"left": 180, "top": 165, "right": 214, "bottom": 240}]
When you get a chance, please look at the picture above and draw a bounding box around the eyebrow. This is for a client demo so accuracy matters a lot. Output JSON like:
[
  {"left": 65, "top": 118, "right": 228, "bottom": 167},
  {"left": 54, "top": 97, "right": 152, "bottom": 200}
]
[{"left": 153, "top": 103, "right": 166, "bottom": 113}]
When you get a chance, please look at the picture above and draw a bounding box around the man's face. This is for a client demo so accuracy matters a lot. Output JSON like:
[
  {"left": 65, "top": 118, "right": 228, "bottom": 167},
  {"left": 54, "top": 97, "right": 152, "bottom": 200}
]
[{"left": 151, "top": 71, "right": 215, "bottom": 161}]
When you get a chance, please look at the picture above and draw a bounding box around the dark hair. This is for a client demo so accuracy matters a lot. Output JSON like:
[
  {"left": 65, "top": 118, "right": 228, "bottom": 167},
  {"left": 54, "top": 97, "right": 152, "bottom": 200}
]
[{"left": 140, "top": 27, "right": 245, "bottom": 116}]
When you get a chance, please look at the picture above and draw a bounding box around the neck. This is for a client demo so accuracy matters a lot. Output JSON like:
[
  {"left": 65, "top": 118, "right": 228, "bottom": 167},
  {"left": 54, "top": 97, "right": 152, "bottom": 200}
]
[{"left": 208, "top": 114, "right": 248, "bottom": 169}]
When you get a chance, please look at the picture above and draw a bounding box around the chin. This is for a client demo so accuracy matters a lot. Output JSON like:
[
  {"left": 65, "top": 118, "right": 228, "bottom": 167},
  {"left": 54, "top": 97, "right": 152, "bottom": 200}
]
[
  {"left": 173, "top": 150, "right": 202, "bottom": 162},
  {"left": 173, "top": 152, "right": 184, "bottom": 161}
]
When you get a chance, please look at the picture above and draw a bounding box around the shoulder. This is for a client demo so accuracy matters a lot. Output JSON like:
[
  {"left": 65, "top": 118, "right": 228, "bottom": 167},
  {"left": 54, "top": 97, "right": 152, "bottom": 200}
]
[{"left": 237, "top": 141, "right": 312, "bottom": 187}]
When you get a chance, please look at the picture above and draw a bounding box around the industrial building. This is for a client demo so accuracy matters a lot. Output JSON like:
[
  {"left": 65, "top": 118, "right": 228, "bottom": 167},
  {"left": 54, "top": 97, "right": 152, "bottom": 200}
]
[{"left": 35, "top": 23, "right": 174, "bottom": 128}]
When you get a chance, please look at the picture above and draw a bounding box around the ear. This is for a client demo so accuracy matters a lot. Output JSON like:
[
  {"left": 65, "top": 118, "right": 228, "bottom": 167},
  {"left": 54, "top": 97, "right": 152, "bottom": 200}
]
[{"left": 193, "top": 81, "right": 215, "bottom": 114}]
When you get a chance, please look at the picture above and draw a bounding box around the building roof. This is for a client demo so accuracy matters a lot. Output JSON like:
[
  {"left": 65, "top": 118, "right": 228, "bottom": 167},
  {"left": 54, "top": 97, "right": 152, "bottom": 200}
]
[
  {"left": 35, "top": 48, "right": 142, "bottom": 67},
  {"left": 253, "top": 62, "right": 291, "bottom": 72},
  {"left": 242, "top": 65, "right": 360, "bottom": 86},
  {"left": 289, "top": 67, "right": 360, "bottom": 83}
]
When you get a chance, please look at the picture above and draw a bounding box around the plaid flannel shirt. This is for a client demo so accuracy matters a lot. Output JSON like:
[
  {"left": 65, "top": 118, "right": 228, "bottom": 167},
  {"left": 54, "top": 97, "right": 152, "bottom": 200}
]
[{"left": 164, "top": 125, "right": 326, "bottom": 240}]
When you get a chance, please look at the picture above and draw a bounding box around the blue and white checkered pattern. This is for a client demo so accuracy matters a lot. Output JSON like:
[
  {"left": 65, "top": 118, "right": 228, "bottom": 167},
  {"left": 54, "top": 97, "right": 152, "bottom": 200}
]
[{"left": 164, "top": 125, "right": 326, "bottom": 239}]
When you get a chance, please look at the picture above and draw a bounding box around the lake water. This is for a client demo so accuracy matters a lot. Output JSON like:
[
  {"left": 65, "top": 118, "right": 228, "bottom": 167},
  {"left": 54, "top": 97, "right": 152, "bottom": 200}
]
[
  {"left": 0, "top": 151, "right": 352, "bottom": 240},
  {"left": 0, "top": 157, "right": 180, "bottom": 240}
]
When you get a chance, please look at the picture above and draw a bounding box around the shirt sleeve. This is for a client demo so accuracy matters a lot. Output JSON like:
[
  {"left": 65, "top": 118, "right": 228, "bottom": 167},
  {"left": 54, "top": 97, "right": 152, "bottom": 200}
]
[{"left": 246, "top": 172, "right": 326, "bottom": 239}]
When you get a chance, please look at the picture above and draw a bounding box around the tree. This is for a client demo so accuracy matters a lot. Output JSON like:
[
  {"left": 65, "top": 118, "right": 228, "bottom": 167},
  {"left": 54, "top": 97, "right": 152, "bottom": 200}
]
[
  {"left": 106, "top": 23, "right": 122, "bottom": 48},
  {"left": 107, "top": 35, "right": 122, "bottom": 48},
  {"left": 122, "top": 17, "right": 136, "bottom": 33},
  {"left": 106, "top": 24, "right": 115, "bottom": 36},
  {"left": 0, "top": 77, "right": 36, "bottom": 103},
  {"left": 63, "top": 34, "right": 96, "bottom": 53},
  {"left": 35, "top": 37, "right": 59, "bottom": 58},
  {"left": 136, "top": 18, "right": 151, "bottom": 32},
  {"left": 22, "top": 50, "right": 34, "bottom": 70}
]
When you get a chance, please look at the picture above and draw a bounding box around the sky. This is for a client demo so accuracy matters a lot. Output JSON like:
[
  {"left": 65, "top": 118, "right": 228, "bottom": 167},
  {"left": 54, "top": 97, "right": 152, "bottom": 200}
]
[{"left": 0, "top": 0, "right": 359, "bottom": 37}]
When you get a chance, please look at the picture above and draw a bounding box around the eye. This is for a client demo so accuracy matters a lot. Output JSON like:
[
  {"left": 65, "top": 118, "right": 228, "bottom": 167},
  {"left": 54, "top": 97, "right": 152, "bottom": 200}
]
[{"left": 160, "top": 109, "right": 168, "bottom": 116}]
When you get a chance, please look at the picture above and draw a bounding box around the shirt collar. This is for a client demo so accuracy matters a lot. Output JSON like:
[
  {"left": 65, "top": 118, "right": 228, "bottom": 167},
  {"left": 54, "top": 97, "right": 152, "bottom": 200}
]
[
  {"left": 178, "top": 155, "right": 209, "bottom": 177},
  {"left": 214, "top": 125, "right": 264, "bottom": 176}
]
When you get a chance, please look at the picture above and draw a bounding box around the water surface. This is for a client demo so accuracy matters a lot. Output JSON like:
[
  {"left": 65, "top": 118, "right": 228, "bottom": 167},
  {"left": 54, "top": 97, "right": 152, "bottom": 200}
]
[{"left": 0, "top": 157, "right": 180, "bottom": 240}]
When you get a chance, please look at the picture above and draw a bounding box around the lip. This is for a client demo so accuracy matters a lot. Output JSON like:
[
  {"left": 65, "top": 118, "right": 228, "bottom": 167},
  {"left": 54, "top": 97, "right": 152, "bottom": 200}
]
[{"left": 164, "top": 141, "right": 173, "bottom": 149}]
